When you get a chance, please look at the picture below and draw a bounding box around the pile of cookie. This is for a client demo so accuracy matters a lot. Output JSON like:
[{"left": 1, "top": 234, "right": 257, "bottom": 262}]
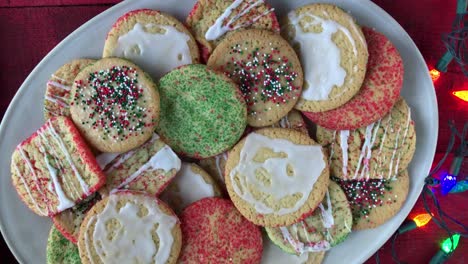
[{"left": 11, "top": 1, "right": 416, "bottom": 263}]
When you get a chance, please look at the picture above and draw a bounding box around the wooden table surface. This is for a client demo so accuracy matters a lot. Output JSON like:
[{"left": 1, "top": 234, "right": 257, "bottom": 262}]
[{"left": 0, "top": 0, "right": 467, "bottom": 263}]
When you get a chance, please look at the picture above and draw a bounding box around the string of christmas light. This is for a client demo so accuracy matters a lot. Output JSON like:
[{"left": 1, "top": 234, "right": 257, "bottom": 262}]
[
  {"left": 374, "top": 121, "right": 466, "bottom": 264},
  {"left": 433, "top": 0, "right": 468, "bottom": 103}
]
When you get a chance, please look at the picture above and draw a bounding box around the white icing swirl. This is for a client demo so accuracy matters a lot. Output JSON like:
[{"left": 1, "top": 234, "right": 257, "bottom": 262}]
[{"left": 229, "top": 132, "right": 325, "bottom": 215}]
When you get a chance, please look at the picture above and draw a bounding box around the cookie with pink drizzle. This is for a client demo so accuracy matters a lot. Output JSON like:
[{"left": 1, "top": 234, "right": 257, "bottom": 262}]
[
  {"left": 70, "top": 57, "right": 160, "bottom": 153},
  {"left": 179, "top": 197, "right": 263, "bottom": 264},
  {"left": 96, "top": 133, "right": 181, "bottom": 197},
  {"left": 10, "top": 116, "right": 105, "bottom": 216},
  {"left": 316, "top": 98, "right": 416, "bottom": 180},
  {"left": 265, "top": 181, "right": 352, "bottom": 255},
  {"left": 186, "top": 0, "right": 279, "bottom": 62},
  {"left": 208, "top": 29, "right": 303, "bottom": 127},
  {"left": 44, "top": 58, "right": 95, "bottom": 120},
  {"left": 303, "top": 27, "right": 404, "bottom": 130}
]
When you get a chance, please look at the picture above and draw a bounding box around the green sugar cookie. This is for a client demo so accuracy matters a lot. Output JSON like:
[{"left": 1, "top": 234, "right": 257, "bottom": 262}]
[
  {"left": 47, "top": 226, "right": 81, "bottom": 264},
  {"left": 156, "top": 64, "right": 247, "bottom": 158},
  {"left": 265, "top": 181, "right": 352, "bottom": 255}
]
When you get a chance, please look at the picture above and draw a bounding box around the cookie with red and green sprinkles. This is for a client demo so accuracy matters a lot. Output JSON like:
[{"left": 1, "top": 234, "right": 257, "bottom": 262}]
[
  {"left": 179, "top": 197, "right": 263, "bottom": 264},
  {"left": 186, "top": 0, "right": 279, "bottom": 62},
  {"left": 225, "top": 128, "right": 329, "bottom": 227},
  {"left": 316, "top": 98, "right": 416, "bottom": 180},
  {"left": 334, "top": 169, "right": 410, "bottom": 230},
  {"left": 52, "top": 193, "right": 101, "bottom": 244},
  {"left": 44, "top": 58, "right": 95, "bottom": 120},
  {"left": 303, "top": 27, "right": 403, "bottom": 130},
  {"left": 103, "top": 9, "right": 200, "bottom": 80},
  {"left": 265, "top": 181, "right": 352, "bottom": 255},
  {"left": 47, "top": 226, "right": 81, "bottom": 264},
  {"left": 156, "top": 64, "right": 247, "bottom": 159},
  {"left": 96, "top": 133, "right": 181, "bottom": 197},
  {"left": 207, "top": 29, "right": 303, "bottom": 127},
  {"left": 70, "top": 57, "right": 160, "bottom": 153}
]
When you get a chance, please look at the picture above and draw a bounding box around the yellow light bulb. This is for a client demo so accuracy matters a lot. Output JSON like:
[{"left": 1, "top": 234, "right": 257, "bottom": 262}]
[
  {"left": 430, "top": 69, "right": 441, "bottom": 82},
  {"left": 413, "top": 213, "right": 431, "bottom": 227},
  {"left": 453, "top": 90, "right": 468, "bottom": 102}
]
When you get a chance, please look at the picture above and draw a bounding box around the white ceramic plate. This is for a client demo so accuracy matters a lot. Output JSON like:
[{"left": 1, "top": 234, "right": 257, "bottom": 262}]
[{"left": 0, "top": 0, "right": 437, "bottom": 263}]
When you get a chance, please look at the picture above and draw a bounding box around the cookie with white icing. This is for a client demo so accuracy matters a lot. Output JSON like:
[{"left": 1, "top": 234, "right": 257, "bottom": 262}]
[
  {"left": 78, "top": 192, "right": 182, "bottom": 264},
  {"left": 179, "top": 197, "right": 263, "bottom": 263},
  {"left": 186, "top": 0, "right": 279, "bottom": 62},
  {"left": 265, "top": 181, "right": 352, "bottom": 255},
  {"left": 225, "top": 128, "right": 329, "bottom": 227},
  {"left": 11, "top": 116, "right": 106, "bottom": 216},
  {"left": 70, "top": 57, "right": 160, "bottom": 153},
  {"left": 47, "top": 226, "right": 81, "bottom": 264},
  {"left": 303, "top": 27, "right": 404, "bottom": 130},
  {"left": 199, "top": 110, "right": 307, "bottom": 192},
  {"left": 160, "top": 162, "right": 222, "bottom": 214},
  {"left": 103, "top": 9, "right": 200, "bottom": 81},
  {"left": 316, "top": 98, "right": 416, "bottom": 180},
  {"left": 53, "top": 193, "right": 101, "bottom": 244},
  {"left": 44, "top": 59, "right": 95, "bottom": 120},
  {"left": 335, "top": 169, "right": 410, "bottom": 230},
  {"left": 208, "top": 29, "right": 304, "bottom": 127},
  {"left": 261, "top": 233, "right": 325, "bottom": 264},
  {"left": 282, "top": 4, "right": 368, "bottom": 113},
  {"left": 96, "top": 133, "right": 181, "bottom": 197}
]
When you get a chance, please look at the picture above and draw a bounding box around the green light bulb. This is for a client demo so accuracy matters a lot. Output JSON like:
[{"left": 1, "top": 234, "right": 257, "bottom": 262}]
[{"left": 441, "top": 234, "right": 461, "bottom": 254}]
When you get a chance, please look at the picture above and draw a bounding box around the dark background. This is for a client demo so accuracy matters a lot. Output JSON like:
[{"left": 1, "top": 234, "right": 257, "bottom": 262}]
[{"left": 0, "top": 0, "right": 467, "bottom": 263}]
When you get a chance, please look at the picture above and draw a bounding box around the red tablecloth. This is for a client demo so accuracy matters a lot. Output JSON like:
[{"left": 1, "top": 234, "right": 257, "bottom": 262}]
[{"left": 0, "top": 0, "right": 467, "bottom": 263}]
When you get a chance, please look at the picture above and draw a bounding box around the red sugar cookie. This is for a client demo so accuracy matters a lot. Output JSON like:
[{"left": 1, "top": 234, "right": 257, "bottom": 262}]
[
  {"left": 303, "top": 28, "right": 404, "bottom": 130},
  {"left": 179, "top": 197, "right": 263, "bottom": 264}
]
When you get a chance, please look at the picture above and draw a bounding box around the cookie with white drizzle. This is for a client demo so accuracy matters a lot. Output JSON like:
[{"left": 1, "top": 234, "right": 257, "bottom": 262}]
[
  {"left": 96, "top": 133, "right": 181, "bottom": 197},
  {"left": 316, "top": 98, "right": 416, "bottom": 180},
  {"left": 282, "top": 4, "right": 368, "bottom": 113},
  {"left": 10, "top": 116, "right": 106, "bottom": 216},
  {"left": 44, "top": 59, "right": 95, "bottom": 120},
  {"left": 70, "top": 57, "right": 160, "bottom": 153},
  {"left": 160, "top": 162, "right": 222, "bottom": 214},
  {"left": 186, "top": 0, "right": 279, "bottom": 62},
  {"left": 208, "top": 29, "right": 304, "bottom": 127},
  {"left": 225, "top": 128, "right": 329, "bottom": 227},
  {"left": 78, "top": 192, "right": 182, "bottom": 264},
  {"left": 265, "top": 181, "right": 352, "bottom": 255},
  {"left": 261, "top": 232, "right": 325, "bottom": 264},
  {"left": 335, "top": 169, "right": 410, "bottom": 230},
  {"left": 103, "top": 9, "right": 200, "bottom": 81}
]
